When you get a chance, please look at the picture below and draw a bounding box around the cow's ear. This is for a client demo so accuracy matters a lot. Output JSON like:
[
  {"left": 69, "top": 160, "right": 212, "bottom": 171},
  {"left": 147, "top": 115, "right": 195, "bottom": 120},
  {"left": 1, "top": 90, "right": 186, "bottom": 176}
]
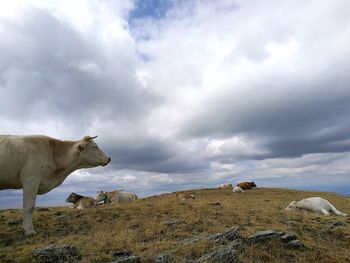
[{"left": 77, "top": 142, "right": 85, "bottom": 152}]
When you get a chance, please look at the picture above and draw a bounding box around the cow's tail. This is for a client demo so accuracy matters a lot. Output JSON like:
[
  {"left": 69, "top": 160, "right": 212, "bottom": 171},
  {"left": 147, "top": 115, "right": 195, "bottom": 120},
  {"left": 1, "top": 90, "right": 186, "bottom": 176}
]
[{"left": 328, "top": 202, "right": 347, "bottom": 216}]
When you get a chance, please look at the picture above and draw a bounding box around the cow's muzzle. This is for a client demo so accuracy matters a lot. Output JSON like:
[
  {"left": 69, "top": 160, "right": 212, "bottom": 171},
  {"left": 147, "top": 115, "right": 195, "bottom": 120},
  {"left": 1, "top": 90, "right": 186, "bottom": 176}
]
[{"left": 103, "top": 157, "right": 111, "bottom": 166}]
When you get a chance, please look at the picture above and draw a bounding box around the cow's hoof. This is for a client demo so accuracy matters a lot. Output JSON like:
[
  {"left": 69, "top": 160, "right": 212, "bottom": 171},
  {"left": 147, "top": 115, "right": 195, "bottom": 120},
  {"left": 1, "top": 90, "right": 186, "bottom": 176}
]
[{"left": 24, "top": 229, "right": 37, "bottom": 236}]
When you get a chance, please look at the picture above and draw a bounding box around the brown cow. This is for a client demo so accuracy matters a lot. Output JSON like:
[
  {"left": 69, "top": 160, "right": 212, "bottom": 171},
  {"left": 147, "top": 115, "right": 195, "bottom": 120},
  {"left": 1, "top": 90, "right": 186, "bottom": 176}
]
[{"left": 237, "top": 181, "right": 257, "bottom": 190}]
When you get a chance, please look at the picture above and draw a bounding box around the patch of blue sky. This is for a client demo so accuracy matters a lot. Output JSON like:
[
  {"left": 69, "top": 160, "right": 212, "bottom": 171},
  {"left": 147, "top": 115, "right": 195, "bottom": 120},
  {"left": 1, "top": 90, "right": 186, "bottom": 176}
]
[{"left": 129, "top": 0, "right": 173, "bottom": 20}]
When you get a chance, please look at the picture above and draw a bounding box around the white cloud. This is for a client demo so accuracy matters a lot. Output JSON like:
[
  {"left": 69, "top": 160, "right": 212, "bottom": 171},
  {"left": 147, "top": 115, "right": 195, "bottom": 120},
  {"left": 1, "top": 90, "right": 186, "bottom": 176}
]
[{"left": 69, "top": 59, "right": 103, "bottom": 78}]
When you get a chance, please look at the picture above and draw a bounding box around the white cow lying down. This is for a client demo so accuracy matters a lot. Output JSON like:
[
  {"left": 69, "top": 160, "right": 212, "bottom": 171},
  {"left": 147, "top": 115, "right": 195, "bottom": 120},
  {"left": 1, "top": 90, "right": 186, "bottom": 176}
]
[
  {"left": 232, "top": 186, "right": 245, "bottom": 193},
  {"left": 286, "top": 197, "right": 347, "bottom": 216},
  {"left": 96, "top": 190, "right": 138, "bottom": 204}
]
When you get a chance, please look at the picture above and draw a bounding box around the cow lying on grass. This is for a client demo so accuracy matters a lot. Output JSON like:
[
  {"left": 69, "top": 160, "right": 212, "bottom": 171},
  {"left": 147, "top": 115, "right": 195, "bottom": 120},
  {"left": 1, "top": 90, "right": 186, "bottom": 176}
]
[
  {"left": 218, "top": 183, "right": 233, "bottom": 189},
  {"left": 237, "top": 182, "right": 256, "bottom": 190},
  {"left": 96, "top": 190, "right": 138, "bottom": 204},
  {"left": 176, "top": 192, "right": 196, "bottom": 202},
  {"left": 0, "top": 135, "right": 110, "bottom": 235},
  {"left": 65, "top": 192, "right": 96, "bottom": 209},
  {"left": 232, "top": 186, "right": 245, "bottom": 193},
  {"left": 285, "top": 197, "right": 347, "bottom": 216}
]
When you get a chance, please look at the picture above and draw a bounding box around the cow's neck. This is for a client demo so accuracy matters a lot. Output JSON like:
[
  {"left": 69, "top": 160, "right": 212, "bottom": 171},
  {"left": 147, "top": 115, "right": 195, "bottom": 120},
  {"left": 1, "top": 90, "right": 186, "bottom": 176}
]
[{"left": 54, "top": 140, "right": 82, "bottom": 177}]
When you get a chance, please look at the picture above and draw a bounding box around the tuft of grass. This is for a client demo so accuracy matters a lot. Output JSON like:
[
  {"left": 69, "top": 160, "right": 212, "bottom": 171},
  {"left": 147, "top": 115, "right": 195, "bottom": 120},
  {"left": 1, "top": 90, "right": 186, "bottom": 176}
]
[{"left": 0, "top": 188, "right": 349, "bottom": 262}]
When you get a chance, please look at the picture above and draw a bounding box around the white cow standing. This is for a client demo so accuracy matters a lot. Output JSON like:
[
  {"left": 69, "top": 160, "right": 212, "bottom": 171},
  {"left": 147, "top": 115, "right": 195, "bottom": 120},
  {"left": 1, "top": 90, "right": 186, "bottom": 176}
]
[
  {"left": 285, "top": 197, "right": 347, "bottom": 216},
  {"left": 0, "top": 135, "right": 111, "bottom": 235}
]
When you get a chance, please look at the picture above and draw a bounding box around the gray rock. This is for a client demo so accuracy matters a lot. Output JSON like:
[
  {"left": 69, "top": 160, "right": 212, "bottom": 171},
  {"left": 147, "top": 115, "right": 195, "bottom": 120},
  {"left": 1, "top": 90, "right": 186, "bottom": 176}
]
[
  {"left": 248, "top": 230, "right": 278, "bottom": 244},
  {"left": 222, "top": 226, "right": 241, "bottom": 241},
  {"left": 32, "top": 245, "right": 81, "bottom": 263},
  {"left": 228, "top": 239, "right": 244, "bottom": 253},
  {"left": 279, "top": 233, "right": 297, "bottom": 243},
  {"left": 247, "top": 229, "right": 306, "bottom": 250},
  {"left": 207, "top": 233, "right": 224, "bottom": 242},
  {"left": 284, "top": 240, "right": 306, "bottom": 250},
  {"left": 197, "top": 247, "right": 239, "bottom": 263},
  {"left": 8, "top": 219, "right": 22, "bottom": 225},
  {"left": 154, "top": 253, "right": 174, "bottom": 263},
  {"left": 208, "top": 226, "right": 240, "bottom": 244},
  {"left": 108, "top": 251, "right": 140, "bottom": 263}
]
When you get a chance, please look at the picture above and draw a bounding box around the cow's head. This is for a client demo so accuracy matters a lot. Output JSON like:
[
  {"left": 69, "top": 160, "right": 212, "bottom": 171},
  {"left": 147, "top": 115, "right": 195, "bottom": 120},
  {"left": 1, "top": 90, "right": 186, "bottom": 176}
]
[
  {"left": 96, "top": 191, "right": 107, "bottom": 203},
  {"left": 77, "top": 136, "right": 111, "bottom": 167},
  {"left": 250, "top": 182, "right": 257, "bottom": 187},
  {"left": 285, "top": 201, "right": 298, "bottom": 210},
  {"left": 189, "top": 193, "right": 196, "bottom": 199},
  {"left": 65, "top": 192, "right": 80, "bottom": 203}
]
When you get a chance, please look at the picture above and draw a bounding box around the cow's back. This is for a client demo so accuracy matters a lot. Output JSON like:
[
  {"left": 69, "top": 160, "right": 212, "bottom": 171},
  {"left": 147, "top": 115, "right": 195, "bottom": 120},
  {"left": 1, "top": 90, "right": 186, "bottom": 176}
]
[{"left": 237, "top": 182, "right": 251, "bottom": 190}]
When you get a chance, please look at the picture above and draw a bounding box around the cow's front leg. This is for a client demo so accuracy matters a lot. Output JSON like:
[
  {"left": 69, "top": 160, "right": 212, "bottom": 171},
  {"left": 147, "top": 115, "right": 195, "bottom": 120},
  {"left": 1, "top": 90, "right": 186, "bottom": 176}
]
[{"left": 22, "top": 182, "right": 39, "bottom": 235}]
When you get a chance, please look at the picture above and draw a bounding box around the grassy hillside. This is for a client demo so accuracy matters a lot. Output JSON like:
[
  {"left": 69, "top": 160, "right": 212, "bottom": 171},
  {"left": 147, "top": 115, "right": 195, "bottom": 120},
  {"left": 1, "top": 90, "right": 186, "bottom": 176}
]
[{"left": 0, "top": 187, "right": 349, "bottom": 262}]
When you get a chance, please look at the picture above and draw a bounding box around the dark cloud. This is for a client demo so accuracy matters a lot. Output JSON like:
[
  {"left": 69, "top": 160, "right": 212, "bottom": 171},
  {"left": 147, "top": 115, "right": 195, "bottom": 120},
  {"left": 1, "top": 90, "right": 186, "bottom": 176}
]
[
  {"left": 183, "top": 64, "right": 350, "bottom": 160},
  {"left": 103, "top": 136, "right": 209, "bottom": 173}
]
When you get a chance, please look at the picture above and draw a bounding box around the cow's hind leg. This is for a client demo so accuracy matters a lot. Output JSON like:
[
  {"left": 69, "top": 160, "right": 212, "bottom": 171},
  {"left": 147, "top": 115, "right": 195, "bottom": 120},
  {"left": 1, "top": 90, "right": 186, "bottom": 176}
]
[
  {"left": 22, "top": 182, "right": 39, "bottom": 235},
  {"left": 328, "top": 203, "right": 347, "bottom": 216}
]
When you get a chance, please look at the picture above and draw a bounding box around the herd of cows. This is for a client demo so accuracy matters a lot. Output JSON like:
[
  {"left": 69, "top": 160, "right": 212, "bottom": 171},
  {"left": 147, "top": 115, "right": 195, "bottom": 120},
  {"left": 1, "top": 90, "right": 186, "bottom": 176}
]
[
  {"left": 0, "top": 135, "right": 348, "bottom": 236},
  {"left": 63, "top": 181, "right": 257, "bottom": 209},
  {"left": 218, "top": 181, "right": 257, "bottom": 193},
  {"left": 65, "top": 189, "right": 138, "bottom": 209}
]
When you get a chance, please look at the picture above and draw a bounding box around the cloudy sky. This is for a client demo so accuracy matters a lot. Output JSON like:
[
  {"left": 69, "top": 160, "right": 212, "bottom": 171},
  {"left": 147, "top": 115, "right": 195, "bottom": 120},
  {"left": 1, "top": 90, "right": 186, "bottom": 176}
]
[{"left": 1, "top": 0, "right": 350, "bottom": 208}]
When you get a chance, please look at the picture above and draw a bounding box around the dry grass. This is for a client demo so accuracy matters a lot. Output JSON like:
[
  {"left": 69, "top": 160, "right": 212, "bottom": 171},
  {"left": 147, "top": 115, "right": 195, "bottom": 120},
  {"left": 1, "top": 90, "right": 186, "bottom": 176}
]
[{"left": 0, "top": 187, "right": 349, "bottom": 262}]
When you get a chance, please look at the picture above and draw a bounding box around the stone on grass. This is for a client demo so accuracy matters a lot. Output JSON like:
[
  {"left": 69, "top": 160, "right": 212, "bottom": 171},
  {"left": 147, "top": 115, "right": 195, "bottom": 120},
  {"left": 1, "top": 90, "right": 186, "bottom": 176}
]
[
  {"left": 208, "top": 226, "right": 240, "bottom": 244},
  {"left": 279, "top": 232, "right": 297, "bottom": 243},
  {"left": 284, "top": 240, "right": 306, "bottom": 250},
  {"left": 106, "top": 251, "right": 140, "bottom": 263},
  {"left": 32, "top": 245, "right": 81, "bottom": 263},
  {"left": 248, "top": 230, "right": 278, "bottom": 244},
  {"left": 154, "top": 253, "right": 174, "bottom": 263},
  {"left": 228, "top": 239, "right": 244, "bottom": 253},
  {"left": 197, "top": 247, "right": 239, "bottom": 263},
  {"left": 248, "top": 229, "right": 306, "bottom": 250}
]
